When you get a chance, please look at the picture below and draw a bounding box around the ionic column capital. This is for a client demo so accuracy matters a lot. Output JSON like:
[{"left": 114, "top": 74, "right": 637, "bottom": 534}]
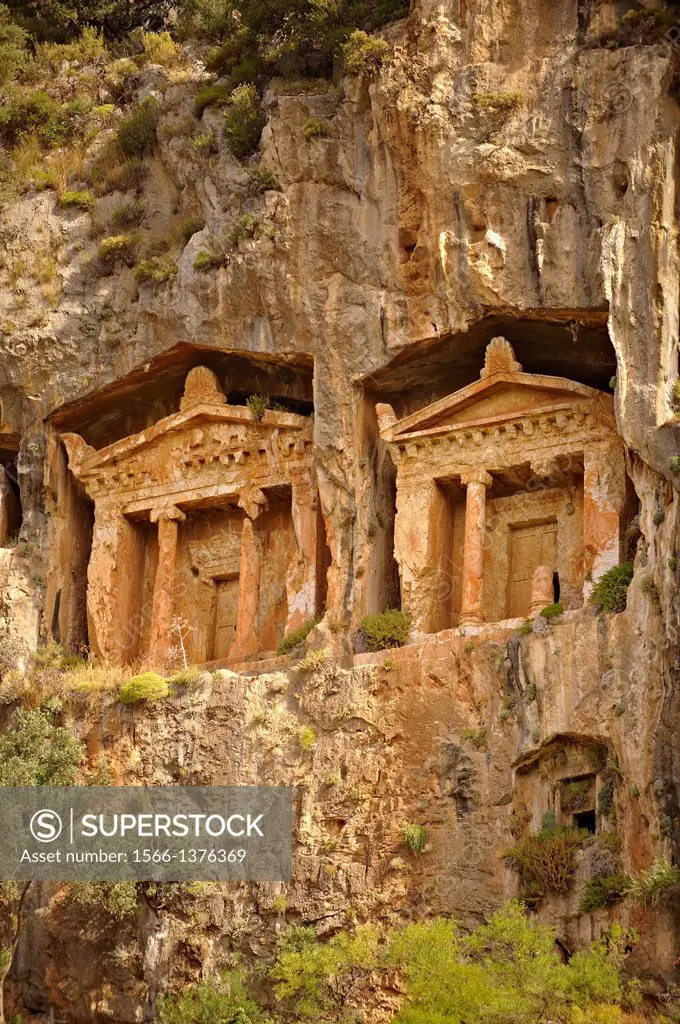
[
  {"left": 150, "top": 505, "right": 186, "bottom": 525},
  {"left": 460, "top": 467, "right": 493, "bottom": 488}
]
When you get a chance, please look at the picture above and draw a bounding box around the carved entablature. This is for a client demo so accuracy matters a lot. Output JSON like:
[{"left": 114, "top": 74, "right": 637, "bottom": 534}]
[
  {"left": 378, "top": 339, "right": 619, "bottom": 482},
  {"left": 61, "top": 367, "right": 314, "bottom": 517}
]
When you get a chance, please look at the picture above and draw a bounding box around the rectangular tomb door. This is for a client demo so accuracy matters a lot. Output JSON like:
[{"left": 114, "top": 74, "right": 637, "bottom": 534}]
[
  {"left": 212, "top": 577, "right": 239, "bottom": 659},
  {"left": 508, "top": 520, "right": 557, "bottom": 618}
]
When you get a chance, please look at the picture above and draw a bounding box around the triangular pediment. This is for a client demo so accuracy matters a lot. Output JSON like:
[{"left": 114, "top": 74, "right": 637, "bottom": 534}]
[
  {"left": 375, "top": 338, "right": 614, "bottom": 442},
  {"left": 390, "top": 372, "right": 603, "bottom": 439},
  {"left": 61, "top": 366, "right": 311, "bottom": 479}
]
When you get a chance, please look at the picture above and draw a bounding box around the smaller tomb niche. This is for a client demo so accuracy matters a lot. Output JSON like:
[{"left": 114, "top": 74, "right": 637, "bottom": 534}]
[
  {"left": 512, "top": 737, "right": 610, "bottom": 837},
  {"left": 0, "top": 441, "right": 22, "bottom": 546},
  {"left": 61, "top": 367, "right": 328, "bottom": 667},
  {"left": 377, "top": 338, "right": 627, "bottom": 633}
]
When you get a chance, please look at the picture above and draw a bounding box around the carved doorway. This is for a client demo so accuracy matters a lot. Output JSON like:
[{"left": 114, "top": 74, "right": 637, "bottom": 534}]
[
  {"left": 508, "top": 519, "right": 557, "bottom": 617},
  {"left": 212, "top": 575, "right": 239, "bottom": 660}
]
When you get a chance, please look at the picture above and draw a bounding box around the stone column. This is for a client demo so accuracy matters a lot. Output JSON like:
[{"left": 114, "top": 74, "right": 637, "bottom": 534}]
[
  {"left": 286, "top": 469, "right": 318, "bottom": 632},
  {"left": 583, "top": 442, "right": 626, "bottom": 597},
  {"left": 529, "top": 565, "right": 555, "bottom": 615},
  {"left": 87, "top": 501, "right": 146, "bottom": 664},
  {"left": 149, "top": 505, "right": 186, "bottom": 666},
  {"left": 393, "top": 476, "right": 443, "bottom": 633},
  {"left": 230, "top": 514, "right": 262, "bottom": 662},
  {"left": 459, "top": 468, "right": 493, "bottom": 626}
]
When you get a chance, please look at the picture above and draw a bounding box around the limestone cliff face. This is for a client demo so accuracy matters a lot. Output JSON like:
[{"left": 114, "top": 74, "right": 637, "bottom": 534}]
[{"left": 1, "top": 0, "right": 680, "bottom": 1017}]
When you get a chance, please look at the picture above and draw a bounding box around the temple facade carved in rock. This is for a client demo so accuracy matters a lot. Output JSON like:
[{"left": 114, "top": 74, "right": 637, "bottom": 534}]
[
  {"left": 377, "top": 338, "right": 626, "bottom": 633},
  {"left": 62, "top": 367, "right": 325, "bottom": 666}
]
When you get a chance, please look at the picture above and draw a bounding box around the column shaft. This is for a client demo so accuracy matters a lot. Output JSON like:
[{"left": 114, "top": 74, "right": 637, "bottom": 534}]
[
  {"left": 460, "top": 470, "right": 492, "bottom": 626},
  {"left": 149, "top": 507, "right": 185, "bottom": 666},
  {"left": 230, "top": 515, "right": 262, "bottom": 661}
]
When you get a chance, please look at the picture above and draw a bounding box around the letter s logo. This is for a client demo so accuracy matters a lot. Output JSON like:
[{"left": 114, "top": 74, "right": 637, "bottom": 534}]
[{"left": 30, "top": 809, "right": 63, "bottom": 843}]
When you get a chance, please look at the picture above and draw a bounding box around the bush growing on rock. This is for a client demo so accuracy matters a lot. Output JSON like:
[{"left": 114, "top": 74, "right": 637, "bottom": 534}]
[
  {"left": 67, "top": 881, "right": 139, "bottom": 920},
  {"left": 402, "top": 822, "right": 428, "bottom": 854},
  {"left": 580, "top": 873, "right": 629, "bottom": 914},
  {"left": 539, "top": 602, "right": 563, "bottom": 620},
  {"left": 158, "top": 970, "right": 271, "bottom": 1024},
  {"left": 342, "top": 30, "right": 390, "bottom": 75},
  {"left": 222, "top": 84, "right": 265, "bottom": 159},
  {"left": 590, "top": 563, "right": 633, "bottom": 614},
  {"left": 135, "top": 254, "right": 177, "bottom": 283},
  {"left": 277, "top": 617, "right": 319, "bottom": 655},
  {"left": 0, "top": 705, "right": 83, "bottom": 785},
  {"left": 117, "top": 100, "right": 159, "bottom": 160},
  {"left": 625, "top": 859, "right": 680, "bottom": 906},
  {"left": 504, "top": 825, "right": 590, "bottom": 902},
  {"left": 58, "top": 189, "right": 95, "bottom": 210},
  {"left": 119, "top": 672, "right": 169, "bottom": 704},
  {"left": 98, "top": 232, "right": 139, "bottom": 267},
  {"left": 356, "top": 608, "right": 411, "bottom": 651}
]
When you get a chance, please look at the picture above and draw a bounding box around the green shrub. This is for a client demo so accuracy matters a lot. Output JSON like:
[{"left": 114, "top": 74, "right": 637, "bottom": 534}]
[
  {"left": 402, "top": 822, "right": 428, "bottom": 854},
  {"left": 461, "top": 727, "right": 487, "bottom": 750},
  {"left": 272, "top": 923, "right": 379, "bottom": 1019},
  {"left": 104, "top": 158, "right": 148, "bottom": 193},
  {"left": 229, "top": 212, "right": 258, "bottom": 247},
  {"left": 295, "top": 647, "right": 328, "bottom": 672},
  {"left": 0, "top": 5, "right": 28, "bottom": 86},
  {"left": 357, "top": 608, "right": 411, "bottom": 651},
  {"left": 119, "top": 672, "right": 169, "bottom": 704},
  {"left": 68, "top": 881, "right": 138, "bottom": 920},
  {"left": 641, "top": 574, "right": 660, "bottom": 606},
  {"left": 626, "top": 859, "right": 680, "bottom": 906},
  {"left": 111, "top": 200, "right": 144, "bottom": 229},
  {"left": 158, "top": 971, "right": 270, "bottom": 1024},
  {"left": 223, "top": 84, "right": 265, "bottom": 159},
  {"left": 540, "top": 602, "right": 563, "bottom": 619},
  {"left": 0, "top": 90, "right": 74, "bottom": 148},
  {"left": 98, "top": 233, "right": 139, "bottom": 267},
  {"left": 298, "top": 725, "right": 317, "bottom": 750},
  {"left": 192, "top": 130, "right": 217, "bottom": 153},
  {"left": 590, "top": 563, "right": 633, "bottom": 614},
  {"left": 342, "top": 30, "right": 389, "bottom": 75},
  {"left": 389, "top": 901, "right": 638, "bottom": 1024},
  {"left": 561, "top": 779, "right": 592, "bottom": 812},
  {"left": 135, "top": 255, "right": 177, "bottom": 283},
  {"left": 58, "top": 189, "right": 94, "bottom": 211},
  {"left": 193, "top": 250, "right": 223, "bottom": 272},
  {"left": 671, "top": 455, "right": 680, "bottom": 474},
  {"left": 597, "top": 775, "right": 615, "bottom": 818},
  {"left": 277, "top": 617, "right": 319, "bottom": 655},
  {"left": 141, "top": 29, "right": 178, "bottom": 67},
  {"left": 246, "top": 167, "right": 280, "bottom": 193},
  {"left": 579, "top": 873, "right": 629, "bottom": 914},
  {"left": 118, "top": 100, "right": 159, "bottom": 160},
  {"left": 168, "top": 665, "right": 202, "bottom": 687},
  {"left": 302, "top": 117, "right": 330, "bottom": 138},
  {"left": 246, "top": 393, "right": 270, "bottom": 421},
  {"left": 504, "top": 826, "right": 590, "bottom": 901},
  {"left": 180, "top": 214, "right": 205, "bottom": 241},
  {"left": 472, "top": 91, "right": 523, "bottom": 111},
  {"left": 193, "top": 83, "right": 232, "bottom": 118},
  {"left": 0, "top": 706, "right": 83, "bottom": 785}
]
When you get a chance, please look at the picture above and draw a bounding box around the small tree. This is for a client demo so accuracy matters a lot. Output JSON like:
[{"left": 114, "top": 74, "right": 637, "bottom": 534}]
[
  {"left": 0, "top": 706, "right": 83, "bottom": 1023},
  {"left": 170, "top": 615, "right": 193, "bottom": 670}
]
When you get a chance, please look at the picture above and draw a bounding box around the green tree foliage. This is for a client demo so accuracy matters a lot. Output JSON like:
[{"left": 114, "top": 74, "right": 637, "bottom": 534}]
[
  {"left": 388, "top": 902, "right": 639, "bottom": 1024},
  {"left": 0, "top": 4, "right": 28, "bottom": 84},
  {"left": 357, "top": 608, "right": 411, "bottom": 651},
  {"left": 158, "top": 971, "right": 272, "bottom": 1024},
  {"left": 6, "top": 0, "right": 173, "bottom": 41},
  {"left": 272, "top": 923, "right": 380, "bottom": 1018},
  {"left": 0, "top": 705, "right": 83, "bottom": 785},
  {"left": 178, "top": 0, "right": 408, "bottom": 85}
]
